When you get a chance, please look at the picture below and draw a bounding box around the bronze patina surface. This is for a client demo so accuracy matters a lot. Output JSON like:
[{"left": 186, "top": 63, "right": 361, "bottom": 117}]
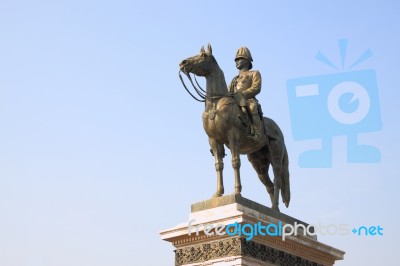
[{"left": 179, "top": 44, "right": 290, "bottom": 211}]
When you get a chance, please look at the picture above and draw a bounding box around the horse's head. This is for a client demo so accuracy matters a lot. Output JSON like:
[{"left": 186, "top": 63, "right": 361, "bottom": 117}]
[{"left": 179, "top": 44, "right": 216, "bottom": 77}]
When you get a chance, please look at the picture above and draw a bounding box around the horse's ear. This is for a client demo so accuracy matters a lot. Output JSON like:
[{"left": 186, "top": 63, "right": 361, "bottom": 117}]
[
  {"left": 207, "top": 43, "right": 212, "bottom": 54},
  {"left": 200, "top": 46, "right": 205, "bottom": 53}
]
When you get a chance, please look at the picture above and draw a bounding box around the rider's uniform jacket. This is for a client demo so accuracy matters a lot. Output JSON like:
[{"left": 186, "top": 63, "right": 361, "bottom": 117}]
[{"left": 229, "top": 70, "right": 262, "bottom": 99}]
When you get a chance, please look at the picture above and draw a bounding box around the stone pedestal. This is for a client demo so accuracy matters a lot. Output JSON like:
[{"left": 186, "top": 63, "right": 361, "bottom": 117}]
[{"left": 160, "top": 195, "right": 344, "bottom": 266}]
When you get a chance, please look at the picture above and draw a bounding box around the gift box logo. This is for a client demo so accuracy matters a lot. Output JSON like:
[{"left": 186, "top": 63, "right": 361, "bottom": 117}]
[{"left": 286, "top": 40, "right": 382, "bottom": 168}]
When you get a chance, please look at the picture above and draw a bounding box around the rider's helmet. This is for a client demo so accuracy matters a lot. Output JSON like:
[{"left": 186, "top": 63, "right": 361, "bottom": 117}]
[{"left": 235, "top": 46, "right": 253, "bottom": 69}]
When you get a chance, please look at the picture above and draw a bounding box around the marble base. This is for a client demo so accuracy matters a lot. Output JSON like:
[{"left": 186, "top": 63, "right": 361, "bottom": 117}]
[{"left": 160, "top": 194, "right": 344, "bottom": 266}]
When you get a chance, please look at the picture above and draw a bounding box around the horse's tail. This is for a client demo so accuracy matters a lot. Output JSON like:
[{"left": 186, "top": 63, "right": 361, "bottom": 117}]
[{"left": 281, "top": 146, "right": 291, "bottom": 208}]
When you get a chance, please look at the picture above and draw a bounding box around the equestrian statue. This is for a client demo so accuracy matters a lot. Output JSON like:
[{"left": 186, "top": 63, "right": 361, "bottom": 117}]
[{"left": 179, "top": 44, "right": 290, "bottom": 211}]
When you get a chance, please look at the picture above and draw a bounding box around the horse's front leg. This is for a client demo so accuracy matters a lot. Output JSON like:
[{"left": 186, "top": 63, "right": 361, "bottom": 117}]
[
  {"left": 230, "top": 141, "right": 242, "bottom": 195},
  {"left": 209, "top": 138, "right": 225, "bottom": 197}
]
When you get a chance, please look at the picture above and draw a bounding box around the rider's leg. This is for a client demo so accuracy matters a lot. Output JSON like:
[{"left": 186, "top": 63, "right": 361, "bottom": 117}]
[{"left": 248, "top": 100, "right": 262, "bottom": 139}]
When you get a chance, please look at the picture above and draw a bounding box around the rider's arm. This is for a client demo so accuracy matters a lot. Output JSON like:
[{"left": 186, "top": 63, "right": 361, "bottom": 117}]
[{"left": 242, "top": 70, "right": 261, "bottom": 99}]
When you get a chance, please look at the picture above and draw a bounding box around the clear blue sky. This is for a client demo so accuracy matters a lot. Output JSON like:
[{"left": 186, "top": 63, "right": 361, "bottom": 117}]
[{"left": 0, "top": 1, "right": 399, "bottom": 265}]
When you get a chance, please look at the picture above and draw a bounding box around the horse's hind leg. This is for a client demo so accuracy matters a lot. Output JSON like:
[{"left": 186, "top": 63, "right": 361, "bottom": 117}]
[
  {"left": 209, "top": 138, "right": 225, "bottom": 197},
  {"left": 269, "top": 140, "right": 284, "bottom": 211},
  {"left": 271, "top": 166, "right": 282, "bottom": 211},
  {"left": 248, "top": 151, "right": 274, "bottom": 205}
]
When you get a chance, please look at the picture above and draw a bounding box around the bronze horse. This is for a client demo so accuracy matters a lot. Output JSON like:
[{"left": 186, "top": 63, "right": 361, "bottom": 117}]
[{"left": 179, "top": 44, "right": 290, "bottom": 211}]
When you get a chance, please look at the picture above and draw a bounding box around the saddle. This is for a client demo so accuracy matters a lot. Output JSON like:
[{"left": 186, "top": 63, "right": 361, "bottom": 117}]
[{"left": 232, "top": 93, "right": 278, "bottom": 141}]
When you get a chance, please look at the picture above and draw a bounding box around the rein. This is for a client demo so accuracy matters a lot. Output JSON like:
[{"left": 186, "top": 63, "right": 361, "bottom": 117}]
[
  {"left": 179, "top": 70, "right": 232, "bottom": 102},
  {"left": 194, "top": 75, "right": 206, "bottom": 94},
  {"left": 179, "top": 70, "right": 205, "bottom": 102}
]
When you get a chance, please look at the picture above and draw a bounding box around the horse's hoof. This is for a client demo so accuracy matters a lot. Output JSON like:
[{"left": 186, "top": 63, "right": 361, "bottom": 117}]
[
  {"left": 234, "top": 186, "right": 242, "bottom": 195},
  {"left": 212, "top": 192, "right": 223, "bottom": 198},
  {"left": 272, "top": 205, "right": 280, "bottom": 212}
]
